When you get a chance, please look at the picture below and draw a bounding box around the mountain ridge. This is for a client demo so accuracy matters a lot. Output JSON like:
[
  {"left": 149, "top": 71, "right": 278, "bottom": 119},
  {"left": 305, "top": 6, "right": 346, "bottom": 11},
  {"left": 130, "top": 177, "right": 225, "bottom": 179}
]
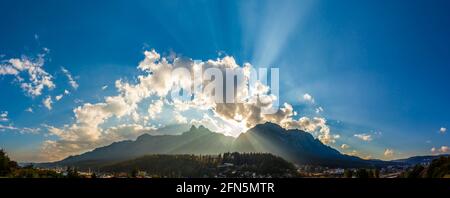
[
  {"left": 391, "top": 154, "right": 450, "bottom": 165},
  {"left": 39, "top": 122, "right": 400, "bottom": 168}
]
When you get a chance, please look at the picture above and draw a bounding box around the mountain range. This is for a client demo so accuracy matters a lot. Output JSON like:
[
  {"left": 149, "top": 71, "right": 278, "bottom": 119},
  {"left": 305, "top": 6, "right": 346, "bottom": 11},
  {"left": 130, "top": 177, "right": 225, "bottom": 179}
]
[
  {"left": 39, "top": 122, "right": 401, "bottom": 168},
  {"left": 391, "top": 154, "right": 450, "bottom": 165}
]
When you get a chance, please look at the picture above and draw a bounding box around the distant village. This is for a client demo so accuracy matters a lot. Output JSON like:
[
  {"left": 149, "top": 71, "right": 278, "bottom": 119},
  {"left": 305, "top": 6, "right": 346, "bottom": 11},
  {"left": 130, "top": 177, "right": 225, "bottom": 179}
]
[{"left": 43, "top": 162, "right": 423, "bottom": 178}]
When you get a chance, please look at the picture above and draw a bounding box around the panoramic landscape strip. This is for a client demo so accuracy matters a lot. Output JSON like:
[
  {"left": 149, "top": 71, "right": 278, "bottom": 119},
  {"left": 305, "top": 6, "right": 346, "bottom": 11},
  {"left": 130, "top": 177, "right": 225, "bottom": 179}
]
[{"left": 1, "top": 0, "right": 450, "bottom": 195}]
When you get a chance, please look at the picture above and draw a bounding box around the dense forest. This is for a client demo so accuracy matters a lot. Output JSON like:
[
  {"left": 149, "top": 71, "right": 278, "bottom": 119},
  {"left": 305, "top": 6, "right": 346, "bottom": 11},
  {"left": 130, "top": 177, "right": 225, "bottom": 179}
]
[
  {"left": 342, "top": 168, "right": 380, "bottom": 178},
  {"left": 399, "top": 156, "right": 450, "bottom": 178},
  {"left": 0, "top": 149, "right": 17, "bottom": 177},
  {"left": 3, "top": 148, "right": 450, "bottom": 178},
  {"left": 2, "top": 150, "right": 298, "bottom": 178},
  {"left": 100, "top": 152, "right": 299, "bottom": 178},
  {"left": 0, "top": 149, "right": 63, "bottom": 178}
]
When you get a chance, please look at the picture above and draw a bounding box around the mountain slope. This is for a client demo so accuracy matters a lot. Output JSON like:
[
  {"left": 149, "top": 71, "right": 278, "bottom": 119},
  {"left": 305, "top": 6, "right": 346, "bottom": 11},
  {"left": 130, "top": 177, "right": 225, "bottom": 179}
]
[
  {"left": 233, "top": 122, "right": 371, "bottom": 167},
  {"left": 40, "top": 122, "right": 394, "bottom": 168},
  {"left": 100, "top": 153, "right": 298, "bottom": 178},
  {"left": 391, "top": 154, "right": 450, "bottom": 165},
  {"left": 46, "top": 125, "right": 234, "bottom": 167}
]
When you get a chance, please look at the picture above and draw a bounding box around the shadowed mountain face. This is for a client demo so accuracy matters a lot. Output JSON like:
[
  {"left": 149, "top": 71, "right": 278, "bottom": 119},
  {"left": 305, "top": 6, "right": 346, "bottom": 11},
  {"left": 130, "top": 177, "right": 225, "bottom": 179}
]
[
  {"left": 41, "top": 123, "right": 391, "bottom": 168},
  {"left": 52, "top": 125, "right": 234, "bottom": 166},
  {"left": 233, "top": 122, "right": 370, "bottom": 167}
]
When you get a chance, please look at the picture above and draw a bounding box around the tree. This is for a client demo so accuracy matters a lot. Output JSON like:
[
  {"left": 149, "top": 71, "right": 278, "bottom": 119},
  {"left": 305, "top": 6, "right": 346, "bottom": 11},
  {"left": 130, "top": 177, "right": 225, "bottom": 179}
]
[
  {"left": 355, "top": 169, "right": 369, "bottom": 178},
  {"left": 0, "top": 149, "right": 63, "bottom": 178},
  {"left": 66, "top": 166, "right": 80, "bottom": 178},
  {"left": 407, "top": 165, "right": 424, "bottom": 178},
  {"left": 425, "top": 156, "right": 450, "bottom": 178},
  {"left": 372, "top": 169, "right": 380, "bottom": 178},
  {"left": 131, "top": 167, "right": 139, "bottom": 178},
  {"left": 343, "top": 169, "right": 353, "bottom": 178},
  {"left": 0, "top": 149, "right": 18, "bottom": 176}
]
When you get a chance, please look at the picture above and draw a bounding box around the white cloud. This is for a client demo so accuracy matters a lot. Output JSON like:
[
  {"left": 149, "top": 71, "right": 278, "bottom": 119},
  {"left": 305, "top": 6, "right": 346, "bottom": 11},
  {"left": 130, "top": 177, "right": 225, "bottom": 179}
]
[
  {"left": 302, "top": 93, "right": 314, "bottom": 103},
  {"left": 282, "top": 116, "right": 339, "bottom": 144},
  {"left": 104, "top": 124, "right": 156, "bottom": 141},
  {"left": 0, "top": 111, "right": 8, "bottom": 122},
  {"left": 39, "top": 49, "right": 339, "bottom": 161},
  {"left": 74, "top": 99, "right": 83, "bottom": 104},
  {"left": 191, "top": 113, "right": 237, "bottom": 136},
  {"left": 41, "top": 94, "right": 136, "bottom": 159},
  {"left": 54, "top": 90, "right": 70, "bottom": 101},
  {"left": 362, "top": 156, "right": 372, "bottom": 160},
  {"left": 25, "top": 107, "right": 33, "bottom": 113},
  {"left": 340, "top": 144, "right": 350, "bottom": 149},
  {"left": 431, "top": 146, "right": 449, "bottom": 154},
  {"left": 345, "top": 150, "right": 359, "bottom": 157},
  {"left": 55, "top": 94, "right": 63, "bottom": 101},
  {"left": 61, "top": 67, "right": 78, "bottom": 89},
  {"left": 384, "top": 148, "right": 394, "bottom": 157},
  {"left": 354, "top": 133, "right": 373, "bottom": 142},
  {"left": 0, "top": 124, "right": 17, "bottom": 131},
  {"left": 43, "top": 96, "right": 53, "bottom": 110},
  {"left": 440, "top": 127, "right": 446, "bottom": 134},
  {"left": 42, "top": 124, "right": 154, "bottom": 161},
  {"left": 315, "top": 106, "right": 324, "bottom": 114},
  {"left": 174, "top": 111, "right": 188, "bottom": 124},
  {"left": 147, "top": 100, "right": 164, "bottom": 119},
  {"left": 0, "top": 51, "right": 55, "bottom": 97},
  {"left": 0, "top": 124, "right": 40, "bottom": 134},
  {"left": 0, "top": 65, "right": 19, "bottom": 75}
]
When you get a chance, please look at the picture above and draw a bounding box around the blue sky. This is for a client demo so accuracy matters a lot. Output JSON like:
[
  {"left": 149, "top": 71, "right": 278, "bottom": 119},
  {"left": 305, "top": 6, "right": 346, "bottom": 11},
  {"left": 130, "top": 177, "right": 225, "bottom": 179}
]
[{"left": 0, "top": 0, "right": 449, "bottom": 162}]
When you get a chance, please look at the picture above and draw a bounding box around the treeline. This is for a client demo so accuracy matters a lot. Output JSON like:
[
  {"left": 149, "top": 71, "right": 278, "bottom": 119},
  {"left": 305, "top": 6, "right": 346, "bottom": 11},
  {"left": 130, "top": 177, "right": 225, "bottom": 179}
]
[
  {"left": 399, "top": 156, "right": 450, "bottom": 178},
  {"left": 100, "top": 152, "right": 298, "bottom": 178},
  {"left": 0, "top": 149, "right": 63, "bottom": 178},
  {"left": 221, "top": 152, "right": 296, "bottom": 173},
  {"left": 0, "top": 149, "right": 18, "bottom": 177},
  {"left": 343, "top": 168, "right": 380, "bottom": 178}
]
